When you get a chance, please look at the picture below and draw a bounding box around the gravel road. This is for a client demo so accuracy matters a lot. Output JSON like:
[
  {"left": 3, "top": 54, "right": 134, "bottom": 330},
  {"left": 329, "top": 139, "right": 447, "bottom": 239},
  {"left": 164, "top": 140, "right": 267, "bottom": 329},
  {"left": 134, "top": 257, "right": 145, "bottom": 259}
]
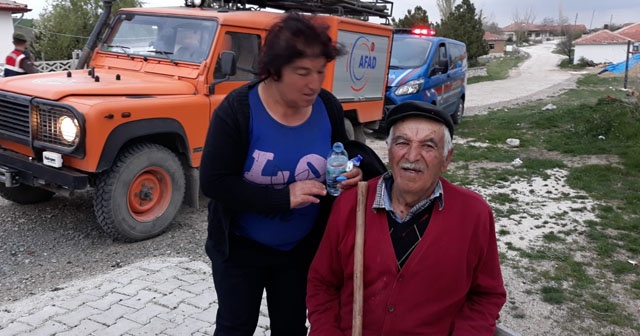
[{"left": 0, "top": 40, "right": 582, "bottom": 306}]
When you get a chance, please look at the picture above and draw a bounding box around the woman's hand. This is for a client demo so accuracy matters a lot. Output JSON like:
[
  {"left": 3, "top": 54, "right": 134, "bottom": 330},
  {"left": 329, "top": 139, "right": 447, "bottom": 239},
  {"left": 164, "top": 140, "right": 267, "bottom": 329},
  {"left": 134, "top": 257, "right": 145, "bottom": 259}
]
[
  {"left": 338, "top": 167, "right": 363, "bottom": 191},
  {"left": 289, "top": 180, "right": 327, "bottom": 209}
]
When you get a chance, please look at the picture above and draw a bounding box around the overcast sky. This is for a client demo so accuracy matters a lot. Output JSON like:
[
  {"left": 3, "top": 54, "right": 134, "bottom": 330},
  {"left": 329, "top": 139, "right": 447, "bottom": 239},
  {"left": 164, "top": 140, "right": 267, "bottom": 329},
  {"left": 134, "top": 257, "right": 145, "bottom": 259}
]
[{"left": 22, "top": 0, "right": 640, "bottom": 30}]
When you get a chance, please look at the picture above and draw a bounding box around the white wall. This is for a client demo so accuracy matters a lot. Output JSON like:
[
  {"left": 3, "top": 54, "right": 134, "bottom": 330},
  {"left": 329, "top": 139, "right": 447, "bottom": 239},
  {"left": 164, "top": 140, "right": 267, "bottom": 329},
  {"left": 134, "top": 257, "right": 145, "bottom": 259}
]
[
  {"left": 0, "top": 12, "right": 15, "bottom": 66},
  {"left": 574, "top": 44, "right": 629, "bottom": 64}
]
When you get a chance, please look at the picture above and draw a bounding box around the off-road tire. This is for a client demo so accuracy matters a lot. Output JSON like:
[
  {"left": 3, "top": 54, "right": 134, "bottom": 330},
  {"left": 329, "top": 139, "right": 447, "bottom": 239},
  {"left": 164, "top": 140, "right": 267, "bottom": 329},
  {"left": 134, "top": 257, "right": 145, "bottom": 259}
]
[
  {"left": 93, "top": 143, "right": 185, "bottom": 242},
  {"left": 452, "top": 98, "right": 465, "bottom": 125},
  {"left": 0, "top": 184, "right": 54, "bottom": 205}
]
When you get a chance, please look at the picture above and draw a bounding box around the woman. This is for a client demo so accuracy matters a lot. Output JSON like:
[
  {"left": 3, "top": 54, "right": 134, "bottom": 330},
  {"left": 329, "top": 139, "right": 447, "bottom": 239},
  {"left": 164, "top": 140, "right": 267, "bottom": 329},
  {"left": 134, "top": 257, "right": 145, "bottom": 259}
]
[{"left": 200, "top": 12, "right": 363, "bottom": 336}]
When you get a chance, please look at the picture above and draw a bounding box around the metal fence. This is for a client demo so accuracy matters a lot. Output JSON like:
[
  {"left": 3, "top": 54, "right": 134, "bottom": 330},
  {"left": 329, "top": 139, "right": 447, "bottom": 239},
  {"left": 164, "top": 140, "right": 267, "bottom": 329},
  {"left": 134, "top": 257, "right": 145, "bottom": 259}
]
[{"left": 0, "top": 59, "right": 78, "bottom": 78}]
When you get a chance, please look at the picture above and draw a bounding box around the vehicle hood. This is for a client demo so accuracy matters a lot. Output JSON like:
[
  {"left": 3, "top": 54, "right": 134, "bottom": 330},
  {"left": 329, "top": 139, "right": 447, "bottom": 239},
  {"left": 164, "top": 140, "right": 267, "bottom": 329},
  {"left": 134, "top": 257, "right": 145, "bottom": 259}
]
[
  {"left": 387, "top": 67, "right": 421, "bottom": 87},
  {"left": 0, "top": 69, "right": 196, "bottom": 100}
]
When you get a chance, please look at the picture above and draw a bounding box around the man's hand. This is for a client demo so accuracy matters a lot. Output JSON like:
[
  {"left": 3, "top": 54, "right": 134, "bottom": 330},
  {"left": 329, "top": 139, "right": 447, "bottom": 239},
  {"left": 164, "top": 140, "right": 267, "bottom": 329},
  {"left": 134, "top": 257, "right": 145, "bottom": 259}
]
[{"left": 289, "top": 180, "right": 327, "bottom": 209}]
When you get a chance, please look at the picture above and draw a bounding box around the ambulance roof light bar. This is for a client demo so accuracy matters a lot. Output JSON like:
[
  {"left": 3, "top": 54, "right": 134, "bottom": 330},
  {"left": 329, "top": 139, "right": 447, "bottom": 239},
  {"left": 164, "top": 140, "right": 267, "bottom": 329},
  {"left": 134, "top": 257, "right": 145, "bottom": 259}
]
[{"left": 412, "top": 27, "right": 436, "bottom": 36}]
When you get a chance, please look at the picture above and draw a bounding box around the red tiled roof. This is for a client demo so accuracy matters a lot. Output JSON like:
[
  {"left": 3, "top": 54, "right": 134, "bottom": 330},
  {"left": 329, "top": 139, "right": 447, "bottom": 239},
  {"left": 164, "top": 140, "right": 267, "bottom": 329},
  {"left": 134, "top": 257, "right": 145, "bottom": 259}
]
[
  {"left": 573, "top": 29, "right": 632, "bottom": 45},
  {"left": 0, "top": 0, "right": 30, "bottom": 14},
  {"left": 615, "top": 22, "right": 640, "bottom": 41},
  {"left": 501, "top": 23, "right": 587, "bottom": 33},
  {"left": 484, "top": 32, "right": 507, "bottom": 41}
]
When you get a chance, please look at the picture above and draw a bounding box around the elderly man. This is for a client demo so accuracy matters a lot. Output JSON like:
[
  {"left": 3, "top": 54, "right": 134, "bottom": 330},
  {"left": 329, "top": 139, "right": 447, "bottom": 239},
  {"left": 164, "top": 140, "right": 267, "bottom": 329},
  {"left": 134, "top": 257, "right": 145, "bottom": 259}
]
[
  {"left": 4, "top": 32, "right": 39, "bottom": 77},
  {"left": 307, "top": 101, "right": 506, "bottom": 335}
]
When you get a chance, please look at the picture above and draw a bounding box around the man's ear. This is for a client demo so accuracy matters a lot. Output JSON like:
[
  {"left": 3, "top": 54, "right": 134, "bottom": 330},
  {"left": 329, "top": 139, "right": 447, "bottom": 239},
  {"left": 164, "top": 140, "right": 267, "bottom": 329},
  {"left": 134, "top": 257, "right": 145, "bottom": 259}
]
[{"left": 441, "top": 148, "right": 454, "bottom": 173}]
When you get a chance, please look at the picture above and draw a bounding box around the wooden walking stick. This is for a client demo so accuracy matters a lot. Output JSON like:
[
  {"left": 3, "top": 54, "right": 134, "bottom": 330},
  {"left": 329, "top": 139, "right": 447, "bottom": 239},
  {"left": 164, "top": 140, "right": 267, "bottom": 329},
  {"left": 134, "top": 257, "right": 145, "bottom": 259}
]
[{"left": 352, "top": 181, "right": 367, "bottom": 336}]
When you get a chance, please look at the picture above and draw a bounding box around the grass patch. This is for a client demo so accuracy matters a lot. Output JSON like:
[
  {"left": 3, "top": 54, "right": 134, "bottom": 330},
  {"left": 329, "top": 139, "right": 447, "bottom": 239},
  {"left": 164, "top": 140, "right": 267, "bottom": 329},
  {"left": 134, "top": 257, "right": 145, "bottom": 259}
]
[
  {"left": 541, "top": 285, "right": 565, "bottom": 304},
  {"left": 608, "top": 260, "right": 637, "bottom": 275},
  {"left": 453, "top": 73, "right": 640, "bottom": 333},
  {"left": 468, "top": 54, "right": 528, "bottom": 84},
  {"left": 542, "top": 232, "right": 565, "bottom": 243}
]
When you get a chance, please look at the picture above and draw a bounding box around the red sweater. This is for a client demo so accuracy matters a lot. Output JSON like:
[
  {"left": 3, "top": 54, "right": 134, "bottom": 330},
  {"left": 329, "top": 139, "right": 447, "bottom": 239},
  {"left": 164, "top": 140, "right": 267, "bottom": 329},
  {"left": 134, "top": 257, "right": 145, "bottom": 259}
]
[{"left": 307, "top": 176, "right": 506, "bottom": 336}]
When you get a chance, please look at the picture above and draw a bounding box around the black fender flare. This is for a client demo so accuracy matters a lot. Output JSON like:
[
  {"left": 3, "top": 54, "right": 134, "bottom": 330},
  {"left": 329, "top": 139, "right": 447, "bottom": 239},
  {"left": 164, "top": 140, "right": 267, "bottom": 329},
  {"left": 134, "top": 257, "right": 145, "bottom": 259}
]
[{"left": 96, "top": 118, "right": 190, "bottom": 173}]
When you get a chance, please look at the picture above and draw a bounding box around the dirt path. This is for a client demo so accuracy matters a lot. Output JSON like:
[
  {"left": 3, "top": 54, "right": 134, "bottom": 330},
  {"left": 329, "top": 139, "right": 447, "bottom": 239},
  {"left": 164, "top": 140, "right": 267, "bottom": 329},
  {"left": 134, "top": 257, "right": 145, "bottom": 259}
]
[{"left": 465, "top": 40, "right": 586, "bottom": 116}]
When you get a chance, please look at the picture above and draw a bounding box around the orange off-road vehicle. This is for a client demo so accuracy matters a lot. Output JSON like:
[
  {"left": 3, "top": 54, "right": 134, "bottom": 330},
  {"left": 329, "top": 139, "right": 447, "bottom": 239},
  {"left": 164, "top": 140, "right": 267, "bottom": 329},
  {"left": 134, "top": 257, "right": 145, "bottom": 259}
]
[{"left": 0, "top": 0, "right": 393, "bottom": 241}]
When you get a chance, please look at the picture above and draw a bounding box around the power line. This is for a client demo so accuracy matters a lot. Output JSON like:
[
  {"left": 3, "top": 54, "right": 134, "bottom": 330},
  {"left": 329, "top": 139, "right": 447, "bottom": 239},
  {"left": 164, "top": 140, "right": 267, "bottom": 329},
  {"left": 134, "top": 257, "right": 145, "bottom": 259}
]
[{"left": 14, "top": 24, "right": 90, "bottom": 40}]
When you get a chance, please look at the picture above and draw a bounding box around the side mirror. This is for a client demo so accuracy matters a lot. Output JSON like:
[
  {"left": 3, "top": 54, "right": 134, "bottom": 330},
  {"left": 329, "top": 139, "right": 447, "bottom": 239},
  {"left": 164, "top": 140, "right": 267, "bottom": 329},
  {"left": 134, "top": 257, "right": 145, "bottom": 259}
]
[
  {"left": 219, "top": 51, "right": 237, "bottom": 77},
  {"left": 430, "top": 59, "right": 449, "bottom": 76},
  {"left": 438, "top": 58, "right": 449, "bottom": 70},
  {"left": 209, "top": 51, "right": 237, "bottom": 94}
]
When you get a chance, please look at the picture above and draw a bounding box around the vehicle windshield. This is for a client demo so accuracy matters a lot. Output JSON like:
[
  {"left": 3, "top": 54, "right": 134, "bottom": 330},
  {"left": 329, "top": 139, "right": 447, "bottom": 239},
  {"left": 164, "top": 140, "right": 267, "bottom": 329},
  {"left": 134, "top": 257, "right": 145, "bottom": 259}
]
[
  {"left": 389, "top": 36, "right": 433, "bottom": 69},
  {"left": 102, "top": 13, "right": 217, "bottom": 63}
]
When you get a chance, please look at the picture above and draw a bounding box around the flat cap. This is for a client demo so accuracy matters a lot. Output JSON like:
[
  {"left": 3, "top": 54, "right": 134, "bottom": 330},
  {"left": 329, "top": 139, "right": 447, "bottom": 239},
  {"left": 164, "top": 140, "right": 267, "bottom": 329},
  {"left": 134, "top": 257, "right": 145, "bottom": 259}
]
[
  {"left": 385, "top": 101, "right": 454, "bottom": 137},
  {"left": 12, "top": 32, "right": 28, "bottom": 42}
]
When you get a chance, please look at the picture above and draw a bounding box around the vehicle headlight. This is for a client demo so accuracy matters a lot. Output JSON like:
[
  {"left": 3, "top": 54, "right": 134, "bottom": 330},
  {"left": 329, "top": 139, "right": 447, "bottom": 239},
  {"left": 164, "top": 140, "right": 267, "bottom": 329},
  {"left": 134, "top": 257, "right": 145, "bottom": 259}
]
[
  {"left": 59, "top": 116, "right": 79, "bottom": 143},
  {"left": 395, "top": 78, "right": 424, "bottom": 96},
  {"left": 31, "top": 101, "right": 83, "bottom": 152}
]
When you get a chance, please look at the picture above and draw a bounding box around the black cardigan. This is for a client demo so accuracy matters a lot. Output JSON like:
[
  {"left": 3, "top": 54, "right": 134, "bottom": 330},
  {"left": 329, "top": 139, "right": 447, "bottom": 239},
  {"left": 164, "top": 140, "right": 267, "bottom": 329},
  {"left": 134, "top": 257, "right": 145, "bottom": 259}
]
[{"left": 200, "top": 81, "right": 349, "bottom": 260}]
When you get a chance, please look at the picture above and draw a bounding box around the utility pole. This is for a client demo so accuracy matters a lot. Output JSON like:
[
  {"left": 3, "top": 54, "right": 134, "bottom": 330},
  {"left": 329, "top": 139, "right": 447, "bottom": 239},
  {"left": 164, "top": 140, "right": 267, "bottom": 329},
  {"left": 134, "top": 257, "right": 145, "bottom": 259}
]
[
  {"left": 624, "top": 40, "right": 631, "bottom": 89},
  {"left": 589, "top": 9, "right": 594, "bottom": 30}
]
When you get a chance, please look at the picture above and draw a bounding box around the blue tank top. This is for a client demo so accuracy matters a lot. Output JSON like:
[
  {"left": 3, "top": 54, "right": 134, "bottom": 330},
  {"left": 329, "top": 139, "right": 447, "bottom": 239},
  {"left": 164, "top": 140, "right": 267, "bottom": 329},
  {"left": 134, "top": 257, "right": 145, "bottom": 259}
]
[{"left": 235, "top": 86, "right": 331, "bottom": 250}]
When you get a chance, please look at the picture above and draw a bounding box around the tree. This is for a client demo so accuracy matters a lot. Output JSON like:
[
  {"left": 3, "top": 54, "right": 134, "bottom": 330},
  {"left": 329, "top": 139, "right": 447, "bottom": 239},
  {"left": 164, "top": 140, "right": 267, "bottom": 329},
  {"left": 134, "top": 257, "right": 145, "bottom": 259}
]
[
  {"left": 32, "top": 0, "right": 141, "bottom": 61},
  {"left": 555, "top": 4, "right": 581, "bottom": 61},
  {"left": 436, "top": 0, "right": 488, "bottom": 62},
  {"left": 483, "top": 21, "right": 501, "bottom": 34},
  {"left": 511, "top": 7, "right": 537, "bottom": 44},
  {"left": 391, "top": 6, "right": 430, "bottom": 28},
  {"left": 436, "top": 0, "right": 457, "bottom": 20}
]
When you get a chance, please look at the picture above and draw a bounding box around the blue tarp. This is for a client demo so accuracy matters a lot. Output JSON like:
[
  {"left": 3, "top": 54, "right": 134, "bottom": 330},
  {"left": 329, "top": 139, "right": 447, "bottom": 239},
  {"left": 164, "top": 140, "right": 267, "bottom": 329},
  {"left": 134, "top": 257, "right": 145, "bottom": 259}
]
[{"left": 600, "top": 54, "right": 640, "bottom": 74}]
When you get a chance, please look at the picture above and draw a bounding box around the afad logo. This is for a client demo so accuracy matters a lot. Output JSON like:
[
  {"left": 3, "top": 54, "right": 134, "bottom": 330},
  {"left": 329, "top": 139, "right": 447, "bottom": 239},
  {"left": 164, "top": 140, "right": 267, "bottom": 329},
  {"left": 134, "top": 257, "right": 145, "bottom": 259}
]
[{"left": 347, "top": 36, "right": 377, "bottom": 92}]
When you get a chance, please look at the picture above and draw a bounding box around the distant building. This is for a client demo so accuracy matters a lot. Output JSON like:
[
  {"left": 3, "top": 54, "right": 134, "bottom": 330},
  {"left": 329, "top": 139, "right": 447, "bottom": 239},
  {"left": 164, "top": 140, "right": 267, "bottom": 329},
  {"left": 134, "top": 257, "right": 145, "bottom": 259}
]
[
  {"left": 573, "top": 22, "right": 640, "bottom": 64},
  {"left": 0, "top": 0, "right": 31, "bottom": 63},
  {"left": 484, "top": 32, "right": 507, "bottom": 54},
  {"left": 501, "top": 23, "right": 587, "bottom": 42}
]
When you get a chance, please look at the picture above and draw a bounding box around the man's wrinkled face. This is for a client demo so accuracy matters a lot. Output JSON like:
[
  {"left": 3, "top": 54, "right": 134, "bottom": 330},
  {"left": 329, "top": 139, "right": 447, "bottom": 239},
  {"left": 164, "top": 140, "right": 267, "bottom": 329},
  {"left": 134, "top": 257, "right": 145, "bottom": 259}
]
[{"left": 388, "top": 117, "right": 453, "bottom": 198}]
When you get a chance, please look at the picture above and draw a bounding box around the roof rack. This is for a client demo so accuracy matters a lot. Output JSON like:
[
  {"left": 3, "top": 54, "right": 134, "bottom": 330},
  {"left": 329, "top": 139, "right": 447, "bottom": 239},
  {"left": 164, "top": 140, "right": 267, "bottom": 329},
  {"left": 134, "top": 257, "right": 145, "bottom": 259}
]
[{"left": 214, "top": 0, "right": 393, "bottom": 19}]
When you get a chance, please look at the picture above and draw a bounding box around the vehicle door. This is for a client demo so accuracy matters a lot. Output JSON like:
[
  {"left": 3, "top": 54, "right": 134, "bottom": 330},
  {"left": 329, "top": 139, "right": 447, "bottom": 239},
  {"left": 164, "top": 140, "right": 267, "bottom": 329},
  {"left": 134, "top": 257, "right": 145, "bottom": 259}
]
[
  {"left": 428, "top": 42, "right": 456, "bottom": 113},
  {"left": 208, "top": 29, "right": 262, "bottom": 119},
  {"left": 447, "top": 43, "right": 467, "bottom": 106}
]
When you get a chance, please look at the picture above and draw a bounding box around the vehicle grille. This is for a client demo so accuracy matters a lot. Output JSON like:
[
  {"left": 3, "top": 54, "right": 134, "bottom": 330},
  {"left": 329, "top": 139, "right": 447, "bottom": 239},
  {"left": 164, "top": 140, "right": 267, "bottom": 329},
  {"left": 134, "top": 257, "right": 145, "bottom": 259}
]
[{"left": 0, "top": 92, "right": 30, "bottom": 145}]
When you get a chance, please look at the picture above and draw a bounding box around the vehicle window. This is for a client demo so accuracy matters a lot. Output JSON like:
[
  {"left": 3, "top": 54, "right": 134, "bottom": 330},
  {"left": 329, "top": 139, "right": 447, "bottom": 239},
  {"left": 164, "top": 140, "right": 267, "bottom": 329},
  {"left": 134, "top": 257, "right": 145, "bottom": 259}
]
[
  {"left": 102, "top": 14, "right": 217, "bottom": 64},
  {"left": 448, "top": 44, "right": 467, "bottom": 70},
  {"left": 216, "top": 32, "right": 260, "bottom": 81},
  {"left": 390, "top": 36, "right": 433, "bottom": 68}
]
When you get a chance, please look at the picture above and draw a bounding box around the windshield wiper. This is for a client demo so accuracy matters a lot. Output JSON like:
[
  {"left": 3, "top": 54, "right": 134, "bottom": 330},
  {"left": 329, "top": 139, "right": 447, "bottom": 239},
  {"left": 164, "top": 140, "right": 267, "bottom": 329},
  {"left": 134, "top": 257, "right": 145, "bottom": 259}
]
[
  {"left": 105, "top": 44, "right": 133, "bottom": 59},
  {"left": 147, "top": 50, "right": 178, "bottom": 65},
  {"left": 388, "top": 65, "right": 402, "bottom": 69},
  {"left": 150, "top": 50, "right": 173, "bottom": 56}
]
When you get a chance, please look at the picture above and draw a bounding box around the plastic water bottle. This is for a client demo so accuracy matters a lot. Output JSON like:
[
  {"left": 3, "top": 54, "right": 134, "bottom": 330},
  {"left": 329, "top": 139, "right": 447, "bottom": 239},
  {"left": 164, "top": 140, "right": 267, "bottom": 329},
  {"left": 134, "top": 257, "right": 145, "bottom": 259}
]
[{"left": 326, "top": 142, "right": 349, "bottom": 196}]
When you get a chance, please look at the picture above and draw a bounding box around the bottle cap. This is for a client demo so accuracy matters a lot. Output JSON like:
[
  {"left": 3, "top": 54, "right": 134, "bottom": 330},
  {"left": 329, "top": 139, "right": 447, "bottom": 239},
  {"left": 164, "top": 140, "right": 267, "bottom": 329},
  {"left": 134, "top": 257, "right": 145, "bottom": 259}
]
[
  {"left": 332, "top": 142, "right": 344, "bottom": 152},
  {"left": 336, "top": 176, "right": 347, "bottom": 182},
  {"left": 351, "top": 155, "right": 363, "bottom": 167}
]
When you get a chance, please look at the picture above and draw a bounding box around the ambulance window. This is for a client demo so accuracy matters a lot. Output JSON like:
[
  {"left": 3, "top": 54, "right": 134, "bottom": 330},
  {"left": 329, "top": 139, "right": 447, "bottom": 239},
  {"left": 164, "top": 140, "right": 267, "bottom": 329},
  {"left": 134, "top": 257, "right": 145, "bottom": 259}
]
[
  {"left": 215, "top": 32, "right": 261, "bottom": 81},
  {"left": 448, "top": 44, "right": 466, "bottom": 70}
]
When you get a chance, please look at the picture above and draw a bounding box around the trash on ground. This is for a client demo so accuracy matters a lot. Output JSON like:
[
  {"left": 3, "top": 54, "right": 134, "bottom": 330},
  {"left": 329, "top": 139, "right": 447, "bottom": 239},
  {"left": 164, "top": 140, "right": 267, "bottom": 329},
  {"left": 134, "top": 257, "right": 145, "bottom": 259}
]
[
  {"left": 542, "top": 104, "right": 556, "bottom": 110},
  {"left": 511, "top": 158, "right": 523, "bottom": 167},
  {"left": 506, "top": 138, "right": 520, "bottom": 147}
]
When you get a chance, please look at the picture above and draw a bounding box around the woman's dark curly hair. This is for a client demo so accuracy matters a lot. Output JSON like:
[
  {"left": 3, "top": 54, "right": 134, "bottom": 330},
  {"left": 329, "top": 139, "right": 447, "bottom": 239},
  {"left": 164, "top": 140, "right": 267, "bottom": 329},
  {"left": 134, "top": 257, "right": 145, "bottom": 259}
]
[{"left": 257, "top": 12, "right": 345, "bottom": 80}]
